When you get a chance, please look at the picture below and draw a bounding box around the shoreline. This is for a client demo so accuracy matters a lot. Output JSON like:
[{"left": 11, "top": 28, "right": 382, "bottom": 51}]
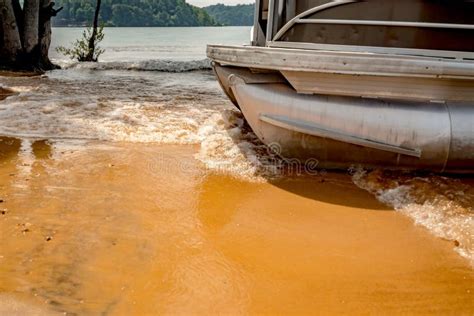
[{"left": 52, "top": 25, "right": 251, "bottom": 28}]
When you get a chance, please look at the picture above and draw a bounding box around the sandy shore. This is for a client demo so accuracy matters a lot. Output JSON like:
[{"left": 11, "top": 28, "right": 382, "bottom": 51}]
[{"left": 0, "top": 137, "right": 472, "bottom": 315}]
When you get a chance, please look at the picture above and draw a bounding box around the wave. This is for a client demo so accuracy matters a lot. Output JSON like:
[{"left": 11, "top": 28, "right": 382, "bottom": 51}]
[
  {"left": 353, "top": 169, "right": 474, "bottom": 266},
  {"left": 59, "top": 58, "right": 212, "bottom": 72},
  {"left": 0, "top": 69, "right": 281, "bottom": 181}
]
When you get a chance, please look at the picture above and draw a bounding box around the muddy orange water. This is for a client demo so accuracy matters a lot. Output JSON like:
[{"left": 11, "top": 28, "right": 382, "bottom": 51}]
[{"left": 0, "top": 137, "right": 473, "bottom": 315}]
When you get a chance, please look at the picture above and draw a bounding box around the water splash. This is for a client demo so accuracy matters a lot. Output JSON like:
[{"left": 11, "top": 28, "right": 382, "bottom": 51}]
[
  {"left": 353, "top": 169, "right": 474, "bottom": 265},
  {"left": 0, "top": 70, "right": 278, "bottom": 181}
]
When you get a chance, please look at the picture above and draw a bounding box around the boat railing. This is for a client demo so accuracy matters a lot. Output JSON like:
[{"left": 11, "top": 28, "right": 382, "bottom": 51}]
[
  {"left": 269, "top": 0, "right": 356, "bottom": 42},
  {"left": 260, "top": 0, "right": 474, "bottom": 60}
]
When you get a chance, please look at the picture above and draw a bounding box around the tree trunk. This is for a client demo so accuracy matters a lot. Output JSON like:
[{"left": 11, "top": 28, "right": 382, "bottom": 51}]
[
  {"left": 39, "top": 0, "right": 54, "bottom": 69},
  {"left": 12, "top": 0, "right": 23, "bottom": 43},
  {"left": 0, "top": 0, "right": 60, "bottom": 71},
  {"left": 85, "top": 0, "right": 101, "bottom": 62},
  {"left": 0, "top": 0, "right": 23, "bottom": 62},
  {"left": 23, "top": 0, "right": 40, "bottom": 54}
]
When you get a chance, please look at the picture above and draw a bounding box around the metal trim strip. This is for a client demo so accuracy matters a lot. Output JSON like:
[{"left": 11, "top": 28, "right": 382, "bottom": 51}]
[
  {"left": 298, "top": 19, "right": 474, "bottom": 30},
  {"left": 259, "top": 114, "right": 422, "bottom": 157}
]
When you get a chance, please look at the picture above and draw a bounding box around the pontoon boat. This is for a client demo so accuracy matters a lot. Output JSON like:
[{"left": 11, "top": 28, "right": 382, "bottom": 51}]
[{"left": 207, "top": 0, "right": 474, "bottom": 173}]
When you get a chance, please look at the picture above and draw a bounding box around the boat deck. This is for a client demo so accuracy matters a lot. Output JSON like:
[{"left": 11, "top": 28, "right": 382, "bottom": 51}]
[{"left": 207, "top": 45, "right": 474, "bottom": 102}]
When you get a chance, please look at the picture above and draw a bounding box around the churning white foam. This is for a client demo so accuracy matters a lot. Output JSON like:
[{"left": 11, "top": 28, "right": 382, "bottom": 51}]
[
  {"left": 353, "top": 169, "right": 474, "bottom": 266},
  {"left": 0, "top": 70, "right": 277, "bottom": 181},
  {"left": 196, "top": 110, "right": 281, "bottom": 181}
]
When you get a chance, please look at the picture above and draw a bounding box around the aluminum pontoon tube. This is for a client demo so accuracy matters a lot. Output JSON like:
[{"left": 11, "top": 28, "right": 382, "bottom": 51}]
[{"left": 226, "top": 74, "right": 474, "bottom": 173}]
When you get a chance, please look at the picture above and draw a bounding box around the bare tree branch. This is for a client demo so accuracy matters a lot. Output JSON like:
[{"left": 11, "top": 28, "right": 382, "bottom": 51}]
[{"left": 85, "top": 0, "right": 101, "bottom": 61}]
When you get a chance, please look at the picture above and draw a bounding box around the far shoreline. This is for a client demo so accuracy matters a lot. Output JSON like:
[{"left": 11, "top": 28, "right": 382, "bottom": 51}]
[{"left": 52, "top": 25, "right": 251, "bottom": 28}]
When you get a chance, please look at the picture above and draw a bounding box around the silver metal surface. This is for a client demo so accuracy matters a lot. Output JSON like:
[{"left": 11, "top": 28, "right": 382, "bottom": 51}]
[
  {"left": 298, "top": 19, "right": 474, "bottom": 30},
  {"left": 445, "top": 103, "right": 474, "bottom": 172},
  {"left": 212, "top": 64, "right": 474, "bottom": 172},
  {"left": 265, "top": 0, "right": 276, "bottom": 43},
  {"left": 207, "top": 45, "right": 474, "bottom": 79},
  {"left": 280, "top": 70, "right": 474, "bottom": 102},
  {"left": 259, "top": 114, "right": 422, "bottom": 157},
  {"left": 212, "top": 62, "right": 285, "bottom": 107},
  {"left": 267, "top": 42, "right": 474, "bottom": 61}
]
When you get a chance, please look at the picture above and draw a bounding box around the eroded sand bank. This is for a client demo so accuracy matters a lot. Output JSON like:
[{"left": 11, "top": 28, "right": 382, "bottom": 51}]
[{"left": 0, "top": 137, "right": 472, "bottom": 315}]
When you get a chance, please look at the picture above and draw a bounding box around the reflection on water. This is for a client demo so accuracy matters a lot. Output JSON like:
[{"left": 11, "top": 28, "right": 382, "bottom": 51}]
[
  {"left": 31, "top": 140, "right": 53, "bottom": 160},
  {"left": 0, "top": 137, "right": 21, "bottom": 161},
  {"left": 0, "top": 138, "right": 473, "bottom": 315}
]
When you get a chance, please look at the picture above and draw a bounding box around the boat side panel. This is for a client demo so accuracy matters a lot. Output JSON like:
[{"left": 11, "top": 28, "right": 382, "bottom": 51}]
[
  {"left": 206, "top": 45, "right": 474, "bottom": 80},
  {"left": 281, "top": 71, "right": 474, "bottom": 102}
]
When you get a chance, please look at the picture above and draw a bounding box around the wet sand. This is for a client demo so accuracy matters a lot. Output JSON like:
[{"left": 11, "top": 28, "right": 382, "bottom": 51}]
[{"left": 0, "top": 137, "right": 473, "bottom": 315}]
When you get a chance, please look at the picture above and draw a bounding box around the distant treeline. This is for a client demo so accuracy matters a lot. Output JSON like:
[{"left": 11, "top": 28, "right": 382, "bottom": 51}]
[
  {"left": 204, "top": 4, "right": 254, "bottom": 26},
  {"left": 52, "top": 1, "right": 255, "bottom": 27},
  {"left": 52, "top": 0, "right": 218, "bottom": 27}
]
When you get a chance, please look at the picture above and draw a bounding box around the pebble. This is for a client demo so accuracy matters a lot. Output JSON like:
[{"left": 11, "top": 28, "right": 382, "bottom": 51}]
[{"left": 18, "top": 223, "right": 32, "bottom": 234}]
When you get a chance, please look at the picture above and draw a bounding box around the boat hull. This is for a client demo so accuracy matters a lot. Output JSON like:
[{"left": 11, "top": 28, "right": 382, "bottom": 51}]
[{"left": 213, "top": 64, "right": 474, "bottom": 173}]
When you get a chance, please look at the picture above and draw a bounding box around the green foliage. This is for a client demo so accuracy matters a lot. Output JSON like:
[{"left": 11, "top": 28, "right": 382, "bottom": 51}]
[
  {"left": 56, "top": 26, "right": 105, "bottom": 62},
  {"left": 204, "top": 4, "right": 254, "bottom": 26},
  {"left": 52, "top": 0, "right": 219, "bottom": 27}
]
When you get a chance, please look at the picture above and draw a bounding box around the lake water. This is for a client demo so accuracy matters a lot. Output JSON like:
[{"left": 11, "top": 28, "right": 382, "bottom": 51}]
[
  {"left": 0, "top": 27, "right": 473, "bottom": 315},
  {"left": 51, "top": 26, "right": 251, "bottom": 64}
]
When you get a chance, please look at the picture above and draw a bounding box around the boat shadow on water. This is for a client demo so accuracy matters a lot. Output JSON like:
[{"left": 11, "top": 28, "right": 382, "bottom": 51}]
[
  {"left": 222, "top": 113, "right": 474, "bottom": 214},
  {"left": 219, "top": 116, "right": 392, "bottom": 210}
]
